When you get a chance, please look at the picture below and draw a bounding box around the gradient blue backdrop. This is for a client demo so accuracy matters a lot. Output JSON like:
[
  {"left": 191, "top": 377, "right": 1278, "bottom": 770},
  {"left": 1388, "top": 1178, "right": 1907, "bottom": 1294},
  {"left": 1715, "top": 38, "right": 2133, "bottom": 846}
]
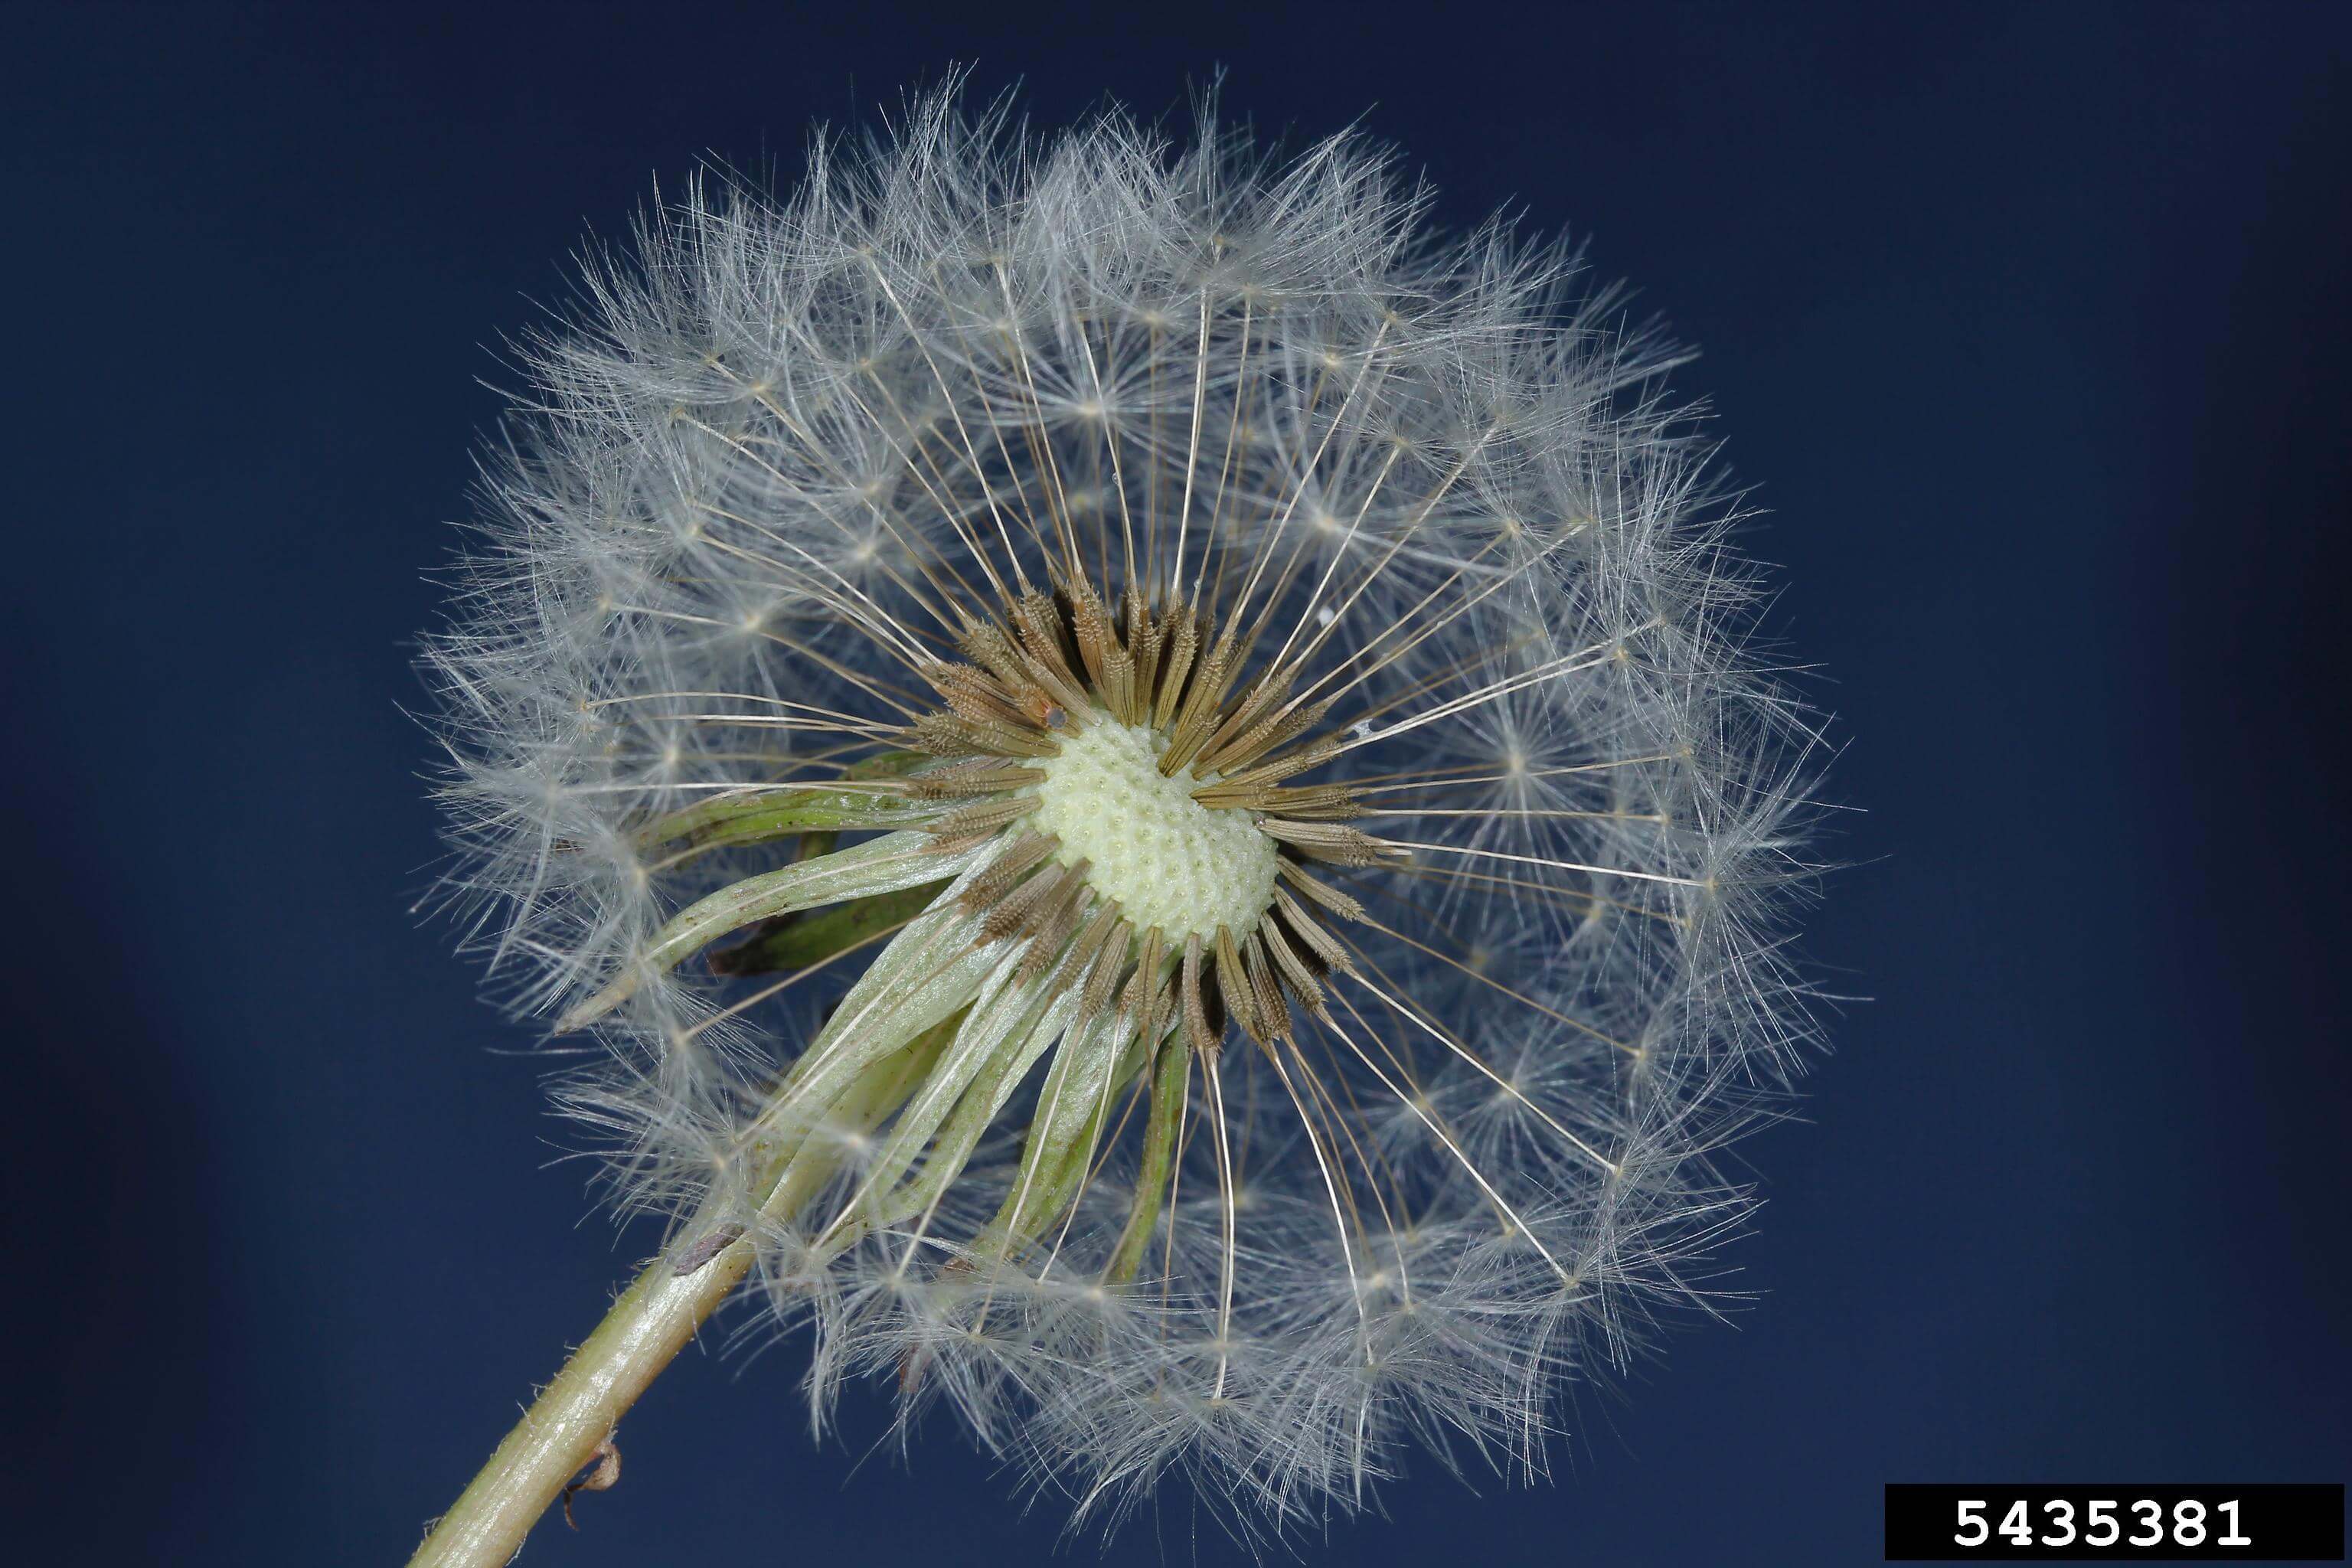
[{"left": 5, "top": 4, "right": 2346, "bottom": 1563}]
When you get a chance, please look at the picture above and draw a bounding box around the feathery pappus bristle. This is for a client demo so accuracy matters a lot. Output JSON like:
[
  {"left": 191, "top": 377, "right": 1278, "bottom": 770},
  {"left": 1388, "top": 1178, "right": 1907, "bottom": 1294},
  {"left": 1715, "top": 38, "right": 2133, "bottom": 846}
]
[{"left": 422, "top": 77, "right": 1828, "bottom": 1546}]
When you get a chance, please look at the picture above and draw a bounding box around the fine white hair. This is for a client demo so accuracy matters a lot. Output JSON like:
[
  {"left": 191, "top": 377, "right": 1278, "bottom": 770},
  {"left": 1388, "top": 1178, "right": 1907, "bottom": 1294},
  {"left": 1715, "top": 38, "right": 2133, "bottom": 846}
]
[{"left": 425, "top": 80, "right": 1824, "bottom": 1545}]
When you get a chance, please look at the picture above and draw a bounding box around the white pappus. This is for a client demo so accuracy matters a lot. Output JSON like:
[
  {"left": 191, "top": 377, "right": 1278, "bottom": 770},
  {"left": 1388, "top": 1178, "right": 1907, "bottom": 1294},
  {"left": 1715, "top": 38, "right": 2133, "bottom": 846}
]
[{"left": 423, "top": 83, "right": 1825, "bottom": 1548}]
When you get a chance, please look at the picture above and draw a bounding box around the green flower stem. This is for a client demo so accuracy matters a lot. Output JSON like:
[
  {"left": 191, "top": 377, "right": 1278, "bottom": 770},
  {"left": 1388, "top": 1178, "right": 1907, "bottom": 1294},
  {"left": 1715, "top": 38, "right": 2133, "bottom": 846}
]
[
  {"left": 408, "top": 1004, "right": 959, "bottom": 1568},
  {"left": 404, "top": 1232, "right": 756, "bottom": 1568}
]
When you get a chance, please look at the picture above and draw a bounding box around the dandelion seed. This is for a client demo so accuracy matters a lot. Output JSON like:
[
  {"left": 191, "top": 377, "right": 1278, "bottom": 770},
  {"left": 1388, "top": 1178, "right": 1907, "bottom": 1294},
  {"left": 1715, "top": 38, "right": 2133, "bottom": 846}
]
[{"left": 413, "top": 80, "right": 1824, "bottom": 1564}]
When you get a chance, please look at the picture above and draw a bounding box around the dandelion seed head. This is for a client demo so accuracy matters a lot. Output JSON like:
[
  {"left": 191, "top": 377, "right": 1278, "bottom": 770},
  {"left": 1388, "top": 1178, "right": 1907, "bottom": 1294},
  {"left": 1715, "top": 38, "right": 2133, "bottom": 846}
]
[{"left": 422, "top": 77, "right": 1828, "bottom": 1544}]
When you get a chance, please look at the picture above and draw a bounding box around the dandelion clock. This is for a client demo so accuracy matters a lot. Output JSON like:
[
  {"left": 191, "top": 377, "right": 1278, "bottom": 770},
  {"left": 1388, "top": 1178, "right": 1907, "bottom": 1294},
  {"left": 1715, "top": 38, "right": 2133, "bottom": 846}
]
[{"left": 408, "top": 86, "right": 1824, "bottom": 1564}]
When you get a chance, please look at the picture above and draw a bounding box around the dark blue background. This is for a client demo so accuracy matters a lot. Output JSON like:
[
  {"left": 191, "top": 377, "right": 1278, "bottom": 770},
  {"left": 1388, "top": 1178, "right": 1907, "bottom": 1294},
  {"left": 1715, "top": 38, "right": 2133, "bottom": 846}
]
[{"left": 5, "top": 5, "right": 2345, "bottom": 1563}]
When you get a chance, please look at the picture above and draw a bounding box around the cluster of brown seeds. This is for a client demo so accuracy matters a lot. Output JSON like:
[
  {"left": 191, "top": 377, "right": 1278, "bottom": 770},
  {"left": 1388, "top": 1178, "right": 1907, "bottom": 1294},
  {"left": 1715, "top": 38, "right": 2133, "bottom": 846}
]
[{"left": 901, "top": 580, "right": 1410, "bottom": 1072}]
